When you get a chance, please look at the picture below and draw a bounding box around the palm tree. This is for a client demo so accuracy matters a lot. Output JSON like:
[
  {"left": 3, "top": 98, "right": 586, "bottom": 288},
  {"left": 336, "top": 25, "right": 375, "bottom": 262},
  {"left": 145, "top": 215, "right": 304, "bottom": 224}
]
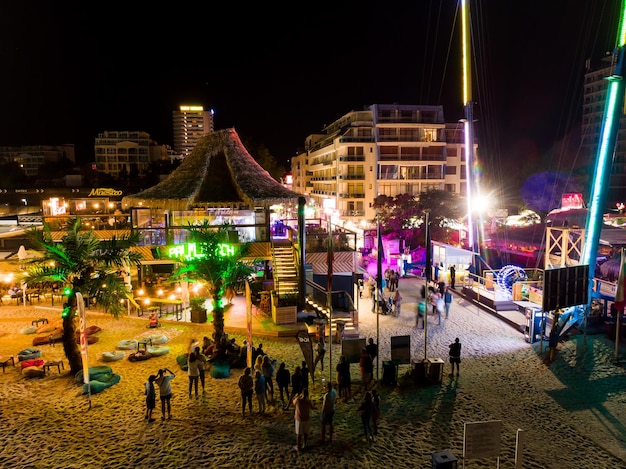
[
  {"left": 25, "top": 219, "right": 142, "bottom": 374},
  {"left": 169, "top": 222, "right": 253, "bottom": 345}
]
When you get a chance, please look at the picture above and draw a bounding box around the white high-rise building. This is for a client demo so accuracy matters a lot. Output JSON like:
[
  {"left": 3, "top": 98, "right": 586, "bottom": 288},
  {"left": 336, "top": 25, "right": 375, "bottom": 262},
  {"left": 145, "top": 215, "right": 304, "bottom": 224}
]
[
  {"left": 291, "top": 104, "right": 471, "bottom": 225},
  {"left": 172, "top": 105, "right": 214, "bottom": 158}
]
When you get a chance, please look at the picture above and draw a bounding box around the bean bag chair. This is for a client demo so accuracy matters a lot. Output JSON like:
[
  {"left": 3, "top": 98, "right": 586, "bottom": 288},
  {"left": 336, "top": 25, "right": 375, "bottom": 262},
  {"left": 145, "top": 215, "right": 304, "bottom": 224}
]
[
  {"left": 20, "top": 359, "right": 44, "bottom": 370},
  {"left": 22, "top": 366, "right": 45, "bottom": 378},
  {"left": 75, "top": 365, "right": 113, "bottom": 384},
  {"left": 32, "top": 336, "right": 52, "bottom": 346},
  {"left": 128, "top": 349, "right": 152, "bottom": 362},
  {"left": 20, "top": 326, "right": 37, "bottom": 335},
  {"left": 18, "top": 348, "right": 42, "bottom": 361},
  {"left": 82, "top": 372, "right": 121, "bottom": 394},
  {"left": 147, "top": 346, "right": 169, "bottom": 357},
  {"left": 147, "top": 334, "right": 168, "bottom": 345},
  {"left": 101, "top": 351, "right": 125, "bottom": 362},
  {"left": 49, "top": 330, "right": 63, "bottom": 344},
  {"left": 176, "top": 354, "right": 188, "bottom": 371},
  {"left": 209, "top": 359, "right": 230, "bottom": 379},
  {"left": 75, "top": 335, "right": 99, "bottom": 345},
  {"left": 117, "top": 339, "right": 138, "bottom": 350}
]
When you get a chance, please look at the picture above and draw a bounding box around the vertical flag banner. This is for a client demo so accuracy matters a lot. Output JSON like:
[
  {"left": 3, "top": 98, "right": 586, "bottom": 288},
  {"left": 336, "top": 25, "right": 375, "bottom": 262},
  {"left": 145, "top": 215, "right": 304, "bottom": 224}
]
[
  {"left": 245, "top": 280, "right": 253, "bottom": 368},
  {"left": 296, "top": 330, "right": 314, "bottom": 383},
  {"left": 76, "top": 292, "right": 91, "bottom": 408}
]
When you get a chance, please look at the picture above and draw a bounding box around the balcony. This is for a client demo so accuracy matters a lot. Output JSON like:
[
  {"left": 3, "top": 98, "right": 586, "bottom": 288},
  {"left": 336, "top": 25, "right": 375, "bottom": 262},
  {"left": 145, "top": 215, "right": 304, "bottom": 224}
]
[
  {"left": 339, "top": 155, "right": 366, "bottom": 162},
  {"left": 338, "top": 193, "right": 366, "bottom": 198},
  {"left": 339, "top": 174, "right": 365, "bottom": 180}
]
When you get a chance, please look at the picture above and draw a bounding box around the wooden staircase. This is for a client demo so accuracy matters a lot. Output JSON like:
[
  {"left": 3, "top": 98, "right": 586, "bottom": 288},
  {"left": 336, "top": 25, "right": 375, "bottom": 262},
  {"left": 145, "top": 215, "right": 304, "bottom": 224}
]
[
  {"left": 271, "top": 240, "right": 299, "bottom": 297},
  {"left": 304, "top": 281, "right": 359, "bottom": 339}
]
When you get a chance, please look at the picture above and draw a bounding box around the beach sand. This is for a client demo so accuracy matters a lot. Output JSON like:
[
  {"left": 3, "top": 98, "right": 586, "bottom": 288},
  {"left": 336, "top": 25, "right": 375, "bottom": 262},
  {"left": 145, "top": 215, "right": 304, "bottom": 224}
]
[{"left": 1, "top": 291, "right": 626, "bottom": 468}]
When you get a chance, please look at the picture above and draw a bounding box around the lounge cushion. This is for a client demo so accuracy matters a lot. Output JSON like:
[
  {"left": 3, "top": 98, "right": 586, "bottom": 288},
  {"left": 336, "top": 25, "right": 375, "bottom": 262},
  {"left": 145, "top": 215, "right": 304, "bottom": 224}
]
[
  {"left": 22, "top": 366, "right": 45, "bottom": 378},
  {"left": 176, "top": 354, "right": 188, "bottom": 371},
  {"left": 17, "top": 348, "right": 42, "bottom": 361},
  {"left": 20, "top": 359, "right": 44, "bottom": 369},
  {"left": 82, "top": 373, "right": 121, "bottom": 394},
  {"left": 117, "top": 339, "right": 138, "bottom": 350},
  {"left": 147, "top": 334, "right": 168, "bottom": 345},
  {"left": 75, "top": 365, "right": 113, "bottom": 384},
  {"left": 147, "top": 346, "right": 169, "bottom": 357},
  {"left": 101, "top": 351, "right": 125, "bottom": 362},
  {"left": 36, "top": 324, "right": 57, "bottom": 334},
  {"left": 20, "top": 326, "right": 38, "bottom": 335},
  {"left": 32, "top": 336, "right": 52, "bottom": 346},
  {"left": 128, "top": 350, "right": 152, "bottom": 362},
  {"left": 209, "top": 359, "right": 230, "bottom": 379}
]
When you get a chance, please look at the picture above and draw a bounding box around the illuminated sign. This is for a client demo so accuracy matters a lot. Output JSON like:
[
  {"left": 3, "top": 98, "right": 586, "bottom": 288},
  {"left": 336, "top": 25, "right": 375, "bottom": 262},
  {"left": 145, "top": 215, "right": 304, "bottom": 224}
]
[
  {"left": 168, "top": 242, "right": 235, "bottom": 260},
  {"left": 88, "top": 188, "right": 123, "bottom": 197}
]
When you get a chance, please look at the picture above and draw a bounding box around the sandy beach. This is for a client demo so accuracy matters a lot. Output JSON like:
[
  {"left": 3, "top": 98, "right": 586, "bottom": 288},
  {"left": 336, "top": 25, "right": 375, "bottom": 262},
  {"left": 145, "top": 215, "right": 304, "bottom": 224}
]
[{"left": 1, "top": 283, "right": 626, "bottom": 468}]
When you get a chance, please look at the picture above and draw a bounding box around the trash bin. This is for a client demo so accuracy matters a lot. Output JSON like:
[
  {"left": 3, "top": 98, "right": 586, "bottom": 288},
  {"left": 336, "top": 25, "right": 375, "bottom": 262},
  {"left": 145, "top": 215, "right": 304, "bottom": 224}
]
[
  {"left": 606, "top": 320, "right": 616, "bottom": 340},
  {"left": 382, "top": 361, "right": 397, "bottom": 386},
  {"left": 334, "top": 321, "right": 346, "bottom": 344},
  {"left": 413, "top": 360, "right": 427, "bottom": 385},
  {"left": 427, "top": 358, "right": 444, "bottom": 384},
  {"left": 431, "top": 450, "right": 458, "bottom": 468}
]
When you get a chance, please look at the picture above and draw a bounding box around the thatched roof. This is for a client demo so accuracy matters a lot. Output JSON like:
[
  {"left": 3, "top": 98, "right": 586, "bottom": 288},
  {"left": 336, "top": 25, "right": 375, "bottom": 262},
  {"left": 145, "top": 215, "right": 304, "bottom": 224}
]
[{"left": 122, "top": 128, "right": 302, "bottom": 211}]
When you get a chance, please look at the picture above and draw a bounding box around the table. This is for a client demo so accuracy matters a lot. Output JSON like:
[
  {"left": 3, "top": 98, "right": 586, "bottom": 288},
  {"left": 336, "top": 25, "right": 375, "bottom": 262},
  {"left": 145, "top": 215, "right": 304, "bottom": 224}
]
[
  {"left": 148, "top": 298, "right": 183, "bottom": 320},
  {"left": 43, "top": 360, "right": 64, "bottom": 375},
  {"left": 32, "top": 318, "right": 49, "bottom": 327},
  {"left": 0, "top": 356, "right": 15, "bottom": 372}
]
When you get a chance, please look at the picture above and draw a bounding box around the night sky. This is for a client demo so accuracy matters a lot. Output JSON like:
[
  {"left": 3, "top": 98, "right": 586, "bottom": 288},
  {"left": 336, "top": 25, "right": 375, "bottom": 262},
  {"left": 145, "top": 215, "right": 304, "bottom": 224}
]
[{"left": 0, "top": 1, "right": 620, "bottom": 190}]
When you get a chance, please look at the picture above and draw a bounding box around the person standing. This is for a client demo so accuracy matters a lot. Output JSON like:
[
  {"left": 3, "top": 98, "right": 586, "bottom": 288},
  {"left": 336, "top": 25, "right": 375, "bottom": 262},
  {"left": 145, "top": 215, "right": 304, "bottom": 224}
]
[
  {"left": 393, "top": 289, "right": 403, "bottom": 317},
  {"left": 254, "top": 370, "right": 267, "bottom": 414},
  {"left": 293, "top": 388, "right": 314, "bottom": 451},
  {"left": 275, "top": 362, "right": 291, "bottom": 407},
  {"left": 187, "top": 351, "right": 200, "bottom": 399},
  {"left": 336, "top": 355, "right": 352, "bottom": 402},
  {"left": 365, "top": 337, "right": 378, "bottom": 362},
  {"left": 320, "top": 381, "right": 337, "bottom": 444},
  {"left": 194, "top": 346, "right": 208, "bottom": 395},
  {"left": 371, "top": 389, "right": 381, "bottom": 435},
  {"left": 262, "top": 355, "right": 275, "bottom": 403},
  {"left": 359, "top": 347, "right": 373, "bottom": 392},
  {"left": 144, "top": 374, "right": 156, "bottom": 422},
  {"left": 284, "top": 366, "right": 303, "bottom": 410},
  {"left": 449, "top": 265, "right": 456, "bottom": 289},
  {"left": 238, "top": 367, "right": 254, "bottom": 417},
  {"left": 313, "top": 337, "right": 326, "bottom": 373},
  {"left": 300, "top": 360, "right": 310, "bottom": 391},
  {"left": 357, "top": 391, "right": 375, "bottom": 444},
  {"left": 444, "top": 286, "right": 453, "bottom": 319},
  {"left": 154, "top": 368, "right": 175, "bottom": 420},
  {"left": 448, "top": 337, "right": 462, "bottom": 377}
]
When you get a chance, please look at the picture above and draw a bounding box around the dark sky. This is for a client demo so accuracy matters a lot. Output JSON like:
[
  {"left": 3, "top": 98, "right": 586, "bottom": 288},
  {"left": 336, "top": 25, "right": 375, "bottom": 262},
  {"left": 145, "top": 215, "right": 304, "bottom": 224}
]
[{"left": 0, "top": 1, "right": 621, "bottom": 184}]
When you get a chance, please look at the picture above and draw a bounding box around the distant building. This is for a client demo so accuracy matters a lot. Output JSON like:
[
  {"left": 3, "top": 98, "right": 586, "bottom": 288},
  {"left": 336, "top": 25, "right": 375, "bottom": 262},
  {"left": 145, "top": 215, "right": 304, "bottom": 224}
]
[
  {"left": 291, "top": 104, "right": 471, "bottom": 226},
  {"left": 172, "top": 105, "right": 214, "bottom": 158},
  {"left": 94, "top": 131, "right": 167, "bottom": 177},
  {"left": 582, "top": 56, "right": 626, "bottom": 205},
  {"left": 0, "top": 144, "right": 75, "bottom": 177}
]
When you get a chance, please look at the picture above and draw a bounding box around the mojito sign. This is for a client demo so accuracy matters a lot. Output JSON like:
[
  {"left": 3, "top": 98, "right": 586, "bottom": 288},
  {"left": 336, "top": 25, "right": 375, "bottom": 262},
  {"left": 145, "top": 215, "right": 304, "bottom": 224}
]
[{"left": 168, "top": 242, "right": 235, "bottom": 260}]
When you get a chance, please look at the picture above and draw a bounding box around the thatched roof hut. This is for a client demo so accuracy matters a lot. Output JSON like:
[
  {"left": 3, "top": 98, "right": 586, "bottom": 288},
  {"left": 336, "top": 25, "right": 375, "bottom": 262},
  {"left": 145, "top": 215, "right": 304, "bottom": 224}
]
[{"left": 122, "top": 128, "right": 301, "bottom": 211}]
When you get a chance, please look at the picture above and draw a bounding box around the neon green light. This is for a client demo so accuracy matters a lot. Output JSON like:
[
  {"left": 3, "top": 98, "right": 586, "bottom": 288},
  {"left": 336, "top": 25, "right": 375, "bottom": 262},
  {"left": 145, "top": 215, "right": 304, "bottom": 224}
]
[
  {"left": 619, "top": 1, "right": 626, "bottom": 47},
  {"left": 168, "top": 242, "right": 235, "bottom": 260}
]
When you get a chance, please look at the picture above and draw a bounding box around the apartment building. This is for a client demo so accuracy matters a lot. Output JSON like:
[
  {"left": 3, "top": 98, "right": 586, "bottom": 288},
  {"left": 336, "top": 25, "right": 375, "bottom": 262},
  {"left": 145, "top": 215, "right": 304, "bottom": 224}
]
[
  {"left": 172, "top": 105, "right": 214, "bottom": 158},
  {"left": 0, "top": 144, "right": 75, "bottom": 177},
  {"left": 582, "top": 56, "right": 626, "bottom": 204},
  {"left": 94, "top": 131, "right": 166, "bottom": 177},
  {"left": 291, "top": 104, "right": 470, "bottom": 226}
]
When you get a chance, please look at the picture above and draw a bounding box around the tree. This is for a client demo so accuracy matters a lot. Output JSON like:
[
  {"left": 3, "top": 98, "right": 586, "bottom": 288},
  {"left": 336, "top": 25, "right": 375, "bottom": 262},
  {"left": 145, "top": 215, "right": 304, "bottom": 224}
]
[
  {"left": 169, "top": 223, "right": 253, "bottom": 345},
  {"left": 417, "top": 190, "right": 465, "bottom": 243},
  {"left": 25, "top": 219, "right": 143, "bottom": 374}
]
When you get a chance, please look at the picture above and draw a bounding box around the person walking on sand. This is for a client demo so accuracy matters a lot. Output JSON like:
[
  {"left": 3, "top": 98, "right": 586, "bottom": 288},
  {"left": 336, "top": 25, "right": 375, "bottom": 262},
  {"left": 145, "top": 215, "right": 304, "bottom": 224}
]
[
  {"left": 238, "top": 367, "right": 254, "bottom": 417},
  {"left": 371, "top": 389, "right": 381, "bottom": 435},
  {"left": 293, "top": 388, "right": 314, "bottom": 451},
  {"left": 276, "top": 362, "right": 291, "bottom": 407},
  {"left": 449, "top": 264, "right": 456, "bottom": 289},
  {"left": 254, "top": 370, "right": 267, "bottom": 414},
  {"left": 443, "top": 286, "right": 453, "bottom": 319},
  {"left": 320, "top": 381, "right": 337, "bottom": 444},
  {"left": 358, "top": 391, "right": 375, "bottom": 444},
  {"left": 154, "top": 368, "right": 175, "bottom": 420},
  {"left": 449, "top": 337, "right": 462, "bottom": 377},
  {"left": 144, "top": 374, "right": 157, "bottom": 422},
  {"left": 359, "top": 347, "right": 373, "bottom": 392}
]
